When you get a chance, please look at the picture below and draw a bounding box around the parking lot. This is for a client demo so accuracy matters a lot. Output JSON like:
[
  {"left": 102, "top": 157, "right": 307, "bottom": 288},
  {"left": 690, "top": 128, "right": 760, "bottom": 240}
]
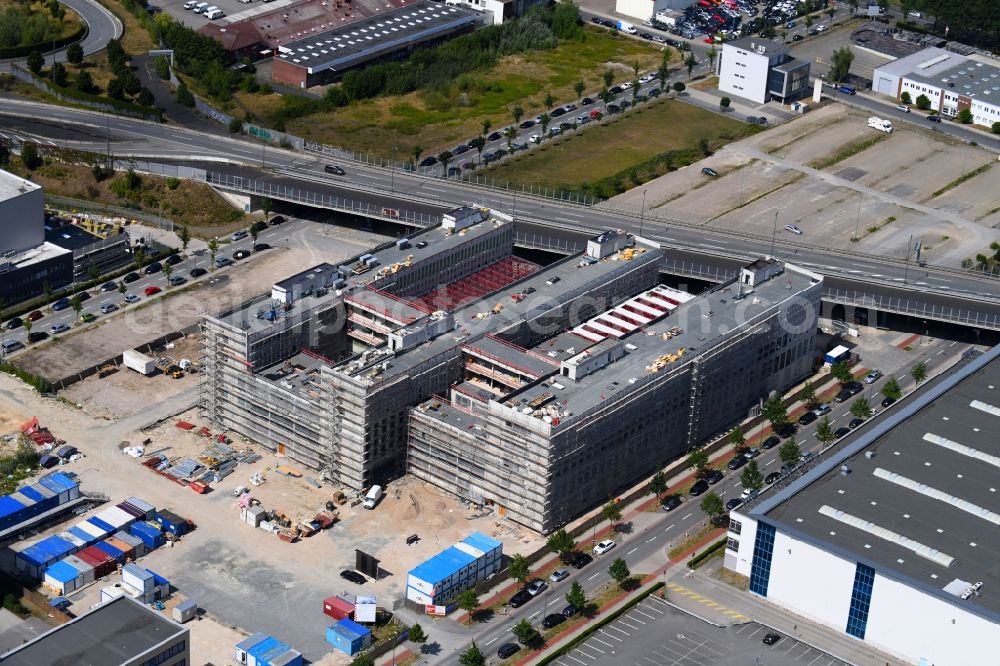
[
  {"left": 553, "top": 597, "right": 848, "bottom": 666},
  {"left": 615, "top": 102, "right": 999, "bottom": 267},
  {"left": 154, "top": 0, "right": 262, "bottom": 31}
]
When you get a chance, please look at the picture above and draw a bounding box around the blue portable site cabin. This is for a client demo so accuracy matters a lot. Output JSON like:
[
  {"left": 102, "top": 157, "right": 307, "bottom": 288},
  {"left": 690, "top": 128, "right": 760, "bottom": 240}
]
[
  {"left": 325, "top": 618, "right": 372, "bottom": 656},
  {"left": 87, "top": 516, "right": 115, "bottom": 536},
  {"left": 145, "top": 568, "right": 170, "bottom": 600},
  {"left": 406, "top": 532, "right": 504, "bottom": 605},
  {"left": 68, "top": 526, "right": 97, "bottom": 546},
  {"left": 43, "top": 560, "right": 83, "bottom": 595},
  {"left": 20, "top": 484, "right": 60, "bottom": 513},
  {"left": 129, "top": 521, "right": 165, "bottom": 550},
  {"left": 37, "top": 472, "right": 79, "bottom": 504},
  {"left": 0, "top": 495, "right": 27, "bottom": 531},
  {"left": 153, "top": 509, "right": 189, "bottom": 537},
  {"left": 235, "top": 633, "right": 302, "bottom": 666},
  {"left": 16, "top": 535, "right": 77, "bottom": 579},
  {"left": 93, "top": 540, "right": 125, "bottom": 564}
]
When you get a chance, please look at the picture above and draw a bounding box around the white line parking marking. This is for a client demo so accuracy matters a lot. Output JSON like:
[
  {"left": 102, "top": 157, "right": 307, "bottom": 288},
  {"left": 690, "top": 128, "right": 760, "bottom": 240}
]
[
  {"left": 625, "top": 613, "right": 647, "bottom": 625},
  {"left": 633, "top": 608, "right": 656, "bottom": 620},
  {"left": 583, "top": 642, "right": 606, "bottom": 654},
  {"left": 618, "top": 619, "right": 642, "bottom": 630},
  {"left": 591, "top": 637, "right": 614, "bottom": 648},
  {"left": 606, "top": 624, "right": 630, "bottom": 637},
  {"left": 641, "top": 601, "right": 664, "bottom": 614},
  {"left": 682, "top": 513, "right": 693, "bottom": 520},
  {"left": 564, "top": 655, "right": 587, "bottom": 665},
  {"left": 588, "top": 572, "right": 601, "bottom": 581},
  {"left": 599, "top": 629, "right": 622, "bottom": 642},
  {"left": 573, "top": 648, "right": 598, "bottom": 660}
]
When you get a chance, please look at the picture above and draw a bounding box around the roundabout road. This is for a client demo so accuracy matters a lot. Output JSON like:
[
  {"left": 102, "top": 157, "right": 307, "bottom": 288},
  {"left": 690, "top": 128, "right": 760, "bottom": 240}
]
[{"left": 0, "top": 0, "right": 122, "bottom": 71}]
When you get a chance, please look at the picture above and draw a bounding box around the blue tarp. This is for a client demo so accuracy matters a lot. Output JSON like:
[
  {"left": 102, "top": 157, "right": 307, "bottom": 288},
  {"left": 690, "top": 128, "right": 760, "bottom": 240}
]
[
  {"left": 87, "top": 516, "right": 115, "bottom": 534},
  {"left": 409, "top": 546, "right": 476, "bottom": 587},
  {"left": 44, "top": 560, "right": 80, "bottom": 584}
]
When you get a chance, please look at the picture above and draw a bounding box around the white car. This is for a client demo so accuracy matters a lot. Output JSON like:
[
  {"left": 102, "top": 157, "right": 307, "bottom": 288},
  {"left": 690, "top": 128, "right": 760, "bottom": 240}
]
[
  {"left": 815, "top": 24, "right": 827, "bottom": 32},
  {"left": 621, "top": 81, "right": 632, "bottom": 90},
  {"left": 864, "top": 369, "right": 882, "bottom": 384},
  {"left": 784, "top": 224, "right": 803, "bottom": 235},
  {"left": 529, "top": 134, "right": 541, "bottom": 144},
  {"left": 549, "top": 569, "right": 569, "bottom": 583},
  {"left": 124, "top": 293, "right": 140, "bottom": 303},
  {"left": 593, "top": 539, "right": 617, "bottom": 555}
]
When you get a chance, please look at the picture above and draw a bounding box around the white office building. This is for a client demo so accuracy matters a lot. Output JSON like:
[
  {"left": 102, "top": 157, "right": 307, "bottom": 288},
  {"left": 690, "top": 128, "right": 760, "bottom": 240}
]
[
  {"left": 726, "top": 345, "right": 1000, "bottom": 666},
  {"left": 873, "top": 47, "right": 1000, "bottom": 127},
  {"left": 614, "top": 0, "right": 692, "bottom": 22},
  {"left": 717, "top": 37, "right": 810, "bottom": 105}
]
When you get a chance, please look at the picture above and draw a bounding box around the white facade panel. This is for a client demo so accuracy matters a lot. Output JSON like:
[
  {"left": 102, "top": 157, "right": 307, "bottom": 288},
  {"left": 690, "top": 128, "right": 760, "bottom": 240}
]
[
  {"left": 865, "top": 572, "right": 1000, "bottom": 666},
  {"left": 727, "top": 512, "right": 757, "bottom": 577},
  {"left": 719, "top": 44, "right": 770, "bottom": 105},
  {"left": 764, "top": 531, "right": 856, "bottom": 629},
  {"left": 615, "top": 0, "right": 670, "bottom": 21}
]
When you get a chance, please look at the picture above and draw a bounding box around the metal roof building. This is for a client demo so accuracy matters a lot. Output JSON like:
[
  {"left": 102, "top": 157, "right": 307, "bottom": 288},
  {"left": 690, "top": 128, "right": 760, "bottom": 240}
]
[{"left": 726, "top": 344, "right": 1000, "bottom": 666}]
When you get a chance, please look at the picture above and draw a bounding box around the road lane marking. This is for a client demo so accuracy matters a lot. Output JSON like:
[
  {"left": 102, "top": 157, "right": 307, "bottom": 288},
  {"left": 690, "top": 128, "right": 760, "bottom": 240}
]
[
  {"left": 682, "top": 513, "right": 692, "bottom": 520},
  {"left": 484, "top": 636, "right": 498, "bottom": 646},
  {"left": 663, "top": 525, "right": 674, "bottom": 533},
  {"left": 529, "top": 611, "right": 539, "bottom": 619},
  {"left": 646, "top": 536, "right": 657, "bottom": 543},
  {"left": 627, "top": 547, "right": 638, "bottom": 555}
]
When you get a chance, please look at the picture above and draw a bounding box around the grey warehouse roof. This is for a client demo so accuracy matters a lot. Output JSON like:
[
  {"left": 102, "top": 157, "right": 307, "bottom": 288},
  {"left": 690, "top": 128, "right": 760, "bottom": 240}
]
[
  {"left": 0, "top": 596, "right": 186, "bottom": 665},
  {"left": 277, "top": 0, "right": 477, "bottom": 75},
  {"left": 874, "top": 46, "right": 966, "bottom": 79},
  {"left": 0, "top": 169, "right": 40, "bottom": 203},
  {"left": 760, "top": 345, "right": 1000, "bottom": 617}
]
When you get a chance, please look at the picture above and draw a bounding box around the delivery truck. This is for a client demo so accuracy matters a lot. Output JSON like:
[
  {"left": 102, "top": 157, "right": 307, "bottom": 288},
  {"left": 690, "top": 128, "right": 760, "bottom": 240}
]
[
  {"left": 616, "top": 20, "right": 637, "bottom": 34},
  {"left": 123, "top": 349, "right": 156, "bottom": 376},
  {"left": 867, "top": 116, "right": 893, "bottom": 133}
]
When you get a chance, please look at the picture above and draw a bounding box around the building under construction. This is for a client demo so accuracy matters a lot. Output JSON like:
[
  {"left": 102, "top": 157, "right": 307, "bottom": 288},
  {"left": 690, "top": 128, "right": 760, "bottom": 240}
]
[{"left": 201, "top": 209, "right": 822, "bottom": 531}]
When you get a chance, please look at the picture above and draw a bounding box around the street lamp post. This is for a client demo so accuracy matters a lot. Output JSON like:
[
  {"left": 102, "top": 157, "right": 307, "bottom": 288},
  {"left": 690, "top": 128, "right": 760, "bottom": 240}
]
[
  {"left": 391, "top": 145, "right": 398, "bottom": 192},
  {"left": 639, "top": 189, "right": 647, "bottom": 237},
  {"left": 769, "top": 210, "right": 779, "bottom": 257},
  {"left": 853, "top": 192, "right": 862, "bottom": 241}
]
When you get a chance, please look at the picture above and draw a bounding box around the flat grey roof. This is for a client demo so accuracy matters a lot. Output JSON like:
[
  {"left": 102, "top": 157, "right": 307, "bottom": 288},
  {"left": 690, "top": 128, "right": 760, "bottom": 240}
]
[
  {"left": 259, "top": 350, "right": 328, "bottom": 398},
  {"left": 873, "top": 46, "right": 964, "bottom": 79},
  {"left": 0, "top": 596, "right": 185, "bottom": 665},
  {"left": 44, "top": 223, "right": 102, "bottom": 252},
  {"left": 762, "top": 345, "right": 1000, "bottom": 617},
  {"left": 724, "top": 36, "right": 788, "bottom": 57},
  {"left": 463, "top": 335, "right": 559, "bottom": 379},
  {"left": 909, "top": 57, "right": 1000, "bottom": 102},
  {"left": 277, "top": 0, "right": 476, "bottom": 75},
  {"left": 0, "top": 169, "right": 40, "bottom": 203}
]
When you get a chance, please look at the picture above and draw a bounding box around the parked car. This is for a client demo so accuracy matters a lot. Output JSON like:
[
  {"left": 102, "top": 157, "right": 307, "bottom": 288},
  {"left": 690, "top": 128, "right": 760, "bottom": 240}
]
[
  {"left": 124, "top": 294, "right": 140, "bottom": 303},
  {"left": 689, "top": 479, "right": 710, "bottom": 496},
  {"left": 849, "top": 417, "right": 865, "bottom": 429},
  {"left": 562, "top": 603, "right": 578, "bottom": 617},
  {"left": 80, "top": 312, "right": 96, "bottom": 323},
  {"left": 881, "top": 396, "right": 896, "bottom": 408},
  {"left": 144, "top": 286, "right": 161, "bottom": 297},
  {"left": 725, "top": 498, "right": 742, "bottom": 511},
  {"left": 123, "top": 272, "right": 140, "bottom": 283},
  {"left": 765, "top": 472, "right": 782, "bottom": 485},
  {"left": 581, "top": 97, "right": 593, "bottom": 106},
  {"left": 549, "top": 569, "right": 569, "bottom": 583},
  {"left": 230, "top": 230, "right": 248, "bottom": 242},
  {"left": 798, "top": 410, "right": 818, "bottom": 426},
  {"left": 928, "top": 115, "right": 941, "bottom": 123},
  {"left": 834, "top": 427, "right": 851, "bottom": 439},
  {"left": 727, "top": 455, "right": 748, "bottom": 470},
  {"left": 774, "top": 422, "right": 796, "bottom": 439},
  {"left": 268, "top": 215, "right": 286, "bottom": 226},
  {"left": 190, "top": 267, "right": 207, "bottom": 278},
  {"left": 571, "top": 552, "right": 593, "bottom": 569},
  {"left": 744, "top": 447, "right": 761, "bottom": 459},
  {"left": 593, "top": 539, "right": 616, "bottom": 555},
  {"left": 169, "top": 276, "right": 187, "bottom": 287},
  {"left": 52, "top": 297, "right": 71, "bottom": 311},
  {"left": 233, "top": 249, "right": 251, "bottom": 260},
  {"left": 864, "top": 369, "right": 881, "bottom": 384},
  {"left": 763, "top": 633, "right": 782, "bottom": 645},
  {"left": 50, "top": 323, "right": 70, "bottom": 334},
  {"left": 704, "top": 469, "right": 724, "bottom": 485},
  {"left": 784, "top": 224, "right": 803, "bottom": 235},
  {"left": 27, "top": 310, "right": 43, "bottom": 322},
  {"left": 165, "top": 254, "right": 183, "bottom": 266},
  {"left": 418, "top": 156, "right": 438, "bottom": 167},
  {"left": 215, "top": 257, "right": 233, "bottom": 268},
  {"left": 143, "top": 262, "right": 162, "bottom": 275},
  {"left": 526, "top": 579, "right": 548, "bottom": 596},
  {"left": 702, "top": 167, "right": 719, "bottom": 177},
  {"left": 813, "top": 404, "right": 832, "bottom": 416},
  {"left": 5, "top": 317, "right": 23, "bottom": 330},
  {"left": 340, "top": 570, "right": 366, "bottom": 584},
  {"left": 100, "top": 280, "right": 119, "bottom": 292},
  {"left": 761, "top": 435, "right": 781, "bottom": 450},
  {"left": 28, "top": 332, "right": 49, "bottom": 343},
  {"left": 542, "top": 613, "right": 566, "bottom": 629},
  {"left": 508, "top": 590, "right": 532, "bottom": 608},
  {"left": 497, "top": 643, "right": 520, "bottom": 659},
  {"left": 100, "top": 303, "right": 118, "bottom": 314},
  {"left": 487, "top": 131, "right": 502, "bottom": 141},
  {"left": 661, "top": 495, "right": 682, "bottom": 511}
]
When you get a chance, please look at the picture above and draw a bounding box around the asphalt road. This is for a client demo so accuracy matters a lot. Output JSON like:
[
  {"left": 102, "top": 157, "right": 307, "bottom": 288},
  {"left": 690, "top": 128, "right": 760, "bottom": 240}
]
[{"left": 0, "top": 0, "right": 122, "bottom": 72}]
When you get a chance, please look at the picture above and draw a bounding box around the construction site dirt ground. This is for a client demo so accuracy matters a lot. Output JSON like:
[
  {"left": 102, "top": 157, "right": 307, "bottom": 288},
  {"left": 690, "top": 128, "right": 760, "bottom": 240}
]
[
  {"left": 611, "top": 103, "right": 999, "bottom": 267},
  {"left": 14, "top": 221, "right": 391, "bottom": 383},
  {"left": 0, "top": 378, "right": 542, "bottom": 663}
]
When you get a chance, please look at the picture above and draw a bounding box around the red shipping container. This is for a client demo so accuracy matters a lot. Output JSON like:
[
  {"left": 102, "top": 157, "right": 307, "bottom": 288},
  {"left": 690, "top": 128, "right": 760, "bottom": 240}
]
[
  {"left": 323, "top": 595, "right": 354, "bottom": 621},
  {"left": 79, "top": 546, "right": 115, "bottom": 578}
]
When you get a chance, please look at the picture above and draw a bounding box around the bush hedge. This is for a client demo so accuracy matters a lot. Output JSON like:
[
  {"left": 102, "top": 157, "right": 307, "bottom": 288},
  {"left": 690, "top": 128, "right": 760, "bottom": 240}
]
[
  {"left": 0, "top": 25, "right": 87, "bottom": 60},
  {"left": 687, "top": 538, "right": 727, "bottom": 569},
  {"left": 0, "top": 361, "right": 52, "bottom": 393}
]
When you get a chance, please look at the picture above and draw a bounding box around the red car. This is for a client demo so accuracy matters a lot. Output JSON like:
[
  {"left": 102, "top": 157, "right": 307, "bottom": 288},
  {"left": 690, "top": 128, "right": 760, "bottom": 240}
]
[
  {"left": 27, "top": 310, "right": 43, "bottom": 322},
  {"left": 704, "top": 36, "right": 715, "bottom": 44},
  {"left": 589, "top": 109, "right": 603, "bottom": 120},
  {"left": 144, "top": 286, "right": 161, "bottom": 297}
]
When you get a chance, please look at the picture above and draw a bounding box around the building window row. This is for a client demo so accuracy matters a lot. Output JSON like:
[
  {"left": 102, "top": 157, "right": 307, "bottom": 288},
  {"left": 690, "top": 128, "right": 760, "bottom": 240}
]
[
  {"left": 845, "top": 563, "right": 876, "bottom": 639},
  {"left": 141, "top": 641, "right": 186, "bottom": 666},
  {"left": 726, "top": 537, "right": 740, "bottom": 552},
  {"left": 748, "top": 522, "right": 776, "bottom": 597},
  {"left": 730, "top": 518, "right": 742, "bottom": 536}
]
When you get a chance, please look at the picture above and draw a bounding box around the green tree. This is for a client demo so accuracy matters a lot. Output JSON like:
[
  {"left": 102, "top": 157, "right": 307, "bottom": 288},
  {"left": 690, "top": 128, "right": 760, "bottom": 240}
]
[
  {"left": 163, "top": 262, "right": 173, "bottom": 286},
  {"left": 672, "top": 81, "right": 686, "bottom": 94},
  {"left": 20, "top": 142, "right": 41, "bottom": 171},
  {"left": 850, "top": 397, "right": 871, "bottom": 420},
  {"left": 543, "top": 91, "right": 555, "bottom": 112},
  {"left": 42, "top": 280, "right": 53, "bottom": 308},
  {"left": 260, "top": 197, "right": 272, "bottom": 225},
  {"left": 915, "top": 94, "right": 931, "bottom": 110},
  {"left": 207, "top": 238, "right": 218, "bottom": 271},
  {"left": 574, "top": 80, "right": 585, "bottom": 102},
  {"left": 657, "top": 48, "right": 671, "bottom": 91},
  {"left": 707, "top": 46, "right": 717, "bottom": 70},
  {"left": 831, "top": 360, "right": 854, "bottom": 385},
  {"left": 228, "top": 117, "right": 243, "bottom": 134},
  {"left": 805, "top": 14, "right": 814, "bottom": 29},
  {"left": 631, "top": 75, "right": 640, "bottom": 106},
  {"left": 175, "top": 82, "right": 195, "bottom": 107},
  {"left": 687, "top": 447, "right": 709, "bottom": 478},
  {"left": 684, "top": 52, "right": 697, "bottom": 79},
  {"left": 957, "top": 108, "right": 973, "bottom": 124},
  {"left": 136, "top": 88, "right": 154, "bottom": 108},
  {"left": 825, "top": 6, "right": 835, "bottom": 21},
  {"left": 700, "top": 491, "right": 725, "bottom": 524},
  {"left": 408, "top": 623, "right": 427, "bottom": 643},
  {"left": 87, "top": 265, "right": 100, "bottom": 284},
  {"left": 438, "top": 149, "right": 453, "bottom": 177},
  {"left": 763, "top": 394, "right": 788, "bottom": 429},
  {"left": 881, "top": 376, "right": 902, "bottom": 401},
  {"left": 720, "top": 96, "right": 731, "bottom": 108},
  {"left": 26, "top": 50, "right": 43, "bottom": 74},
  {"left": 469, "top": 136, "right": 486, "bottom": 163},
  {"left": 830, "top": 46, "right": 855, "bottom": 81},
  {"left": 70, "top": 293, "right": 83, "bottom": 322},
  {"left": 900, "top": 91, "right": 912, "bottom": 104},
  {"left": 779, "top": 439, "right": 802, "bottom": 468},
  {"left": 539, "top": 112, "right": 550, "bottom": 140},
  {"left": 815, "top": 416, "right": 835, "bottom": 446},
  {"left": 993, "top": 121, "right": 1000, "bottom": 135},
  {"left": 741, "top": 460, "right": 763, "bottom": 493},
  {"left": 601, "top": 499, "right": 622, "bottom": 529},
  {"left": 118, "top": 282, "right": 127, "bottom": 299},
  {"left": 509, "top": 553, "right": 531, "bottom": 584},
  {"left": 133, "top": 246, "right": 146, "bottom": 273},
  {"left": 504, "top": 125, "right": 518, "bottom": 150},
  {"left": 350, "top": 655, "right": 374, "bottom": 666},
  {"left": 457, "top": 588, "right": 479, "bottom": 617},
  {"left": 801, "top": 380, "right": 817, "bottom": 407},
  {"left": 911, "top": 361, "right": 927, "bottom": 385},
  {"left": 511, "top": 620, "right": 537, "bottom": 646},
  {"left": 410, "top": 144, "right": 424, "bottom": 167},
  {"left": 51, "top": 62, "right": 67, "bottom": 87},
  {"left": 608, "top": 557, "right": 631, "bottom": 588},
  {"left": 900, "top": 0, "right": 914, "bottom": 18},
  {"left": 547, "top": 528, "right": 576, "bottom": 562},
  {"left": 458, "top": 641, "right": 486, "bottom": 666},
  {"left": 22, "top": 318, "right": 32, "bottom": 342},
  {"left": 565, "top": 581, "right": 586, "bottom": 610},
  {"left": 75, "top": 70, "right": 94, "bottom": 93},
  {"left": 602, "top": 69, "right": 614, "bottom": 89},
  {"left": 649, "top": 470, "right": 668, "bottom": 498},
  {"left": 66, "top": 42, "right": 83, "bottom": 66},
  {"left": 155, "top": 55, "right": 170, "bottom": 80},
  {"left": 511, "top": 105, "right": 524, "bottom": 126},
  {"left": 481, "top": 119, "right": 492, "bottom": 138},
  {"left": 178, "top": 225, "right": 191, "bottom": 255},
  {"left": 728, "top": 429, "right": 746, "bottom": 453},
  {"left": 598, "top": 86, "right": 613, "bottom": 106}
]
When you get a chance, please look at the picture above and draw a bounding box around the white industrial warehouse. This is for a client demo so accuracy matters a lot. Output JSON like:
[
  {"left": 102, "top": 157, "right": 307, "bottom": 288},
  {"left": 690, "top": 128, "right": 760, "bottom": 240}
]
[{"left": 726, "top": 344, "right": 1000, "bottom": 665}]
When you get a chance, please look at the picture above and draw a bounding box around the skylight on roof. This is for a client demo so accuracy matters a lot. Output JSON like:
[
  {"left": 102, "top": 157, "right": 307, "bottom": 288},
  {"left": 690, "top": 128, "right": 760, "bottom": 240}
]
[
  {"left": 818, "top": 505, "right": 954, "bottom": 568},
  {"left": 873, "top": 468, "right": 1000, "bottom": 526}
]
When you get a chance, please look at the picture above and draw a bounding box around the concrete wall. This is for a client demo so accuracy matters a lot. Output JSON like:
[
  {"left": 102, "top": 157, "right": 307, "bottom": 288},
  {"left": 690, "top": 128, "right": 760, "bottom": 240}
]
[{"left": 0, "top": 183, "right": 44, "bottom": 255}]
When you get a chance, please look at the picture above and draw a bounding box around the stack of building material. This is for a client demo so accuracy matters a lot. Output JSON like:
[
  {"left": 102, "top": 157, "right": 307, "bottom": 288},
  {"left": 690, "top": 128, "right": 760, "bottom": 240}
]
[{"left": 242, "top": 505, "right": 265, "bottom": 528}]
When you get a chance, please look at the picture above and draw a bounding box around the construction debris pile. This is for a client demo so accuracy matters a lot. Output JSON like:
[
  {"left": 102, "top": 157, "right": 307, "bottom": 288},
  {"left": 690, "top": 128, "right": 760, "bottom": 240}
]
[
  {"left": 138, "top": 422, "right": 261, "bottom": 494},
  {"left": 236, "top": 490, "right": 338, "bottom": 544}
]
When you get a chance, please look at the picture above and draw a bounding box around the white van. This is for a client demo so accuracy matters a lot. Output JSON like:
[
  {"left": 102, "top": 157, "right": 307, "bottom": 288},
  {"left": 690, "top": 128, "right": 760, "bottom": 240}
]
[
  {"left": 362, "top": 485, "right": 383, "bottom": 510},
  {"left": 193, "top": 2, "right": 208, "bottom": 12},
  {"left": 205, "top": 8, "right": 224, "bottom": 19},
  {"left": 183, "top": 0, "right": 197, "bottom": 8}
]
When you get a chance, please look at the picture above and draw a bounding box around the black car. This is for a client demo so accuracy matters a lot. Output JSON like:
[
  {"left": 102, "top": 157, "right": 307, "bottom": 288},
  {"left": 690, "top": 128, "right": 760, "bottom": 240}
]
[
  {"left": 562, "top": 603, "right": 578, "bottom": 617},
  {"left": 640, "top": 32, "right": 653, "bottom": 39},
  {"left": 928, "top": 115, "right": 941, "bottom": 123},
  {"left": 123, "top": 271, "right": 141, "bottom": 283},
  {"left": 324, "top": 164, "right": 346, "bottom": 175},
  {"left": 648, "top": 87, "right": 661, "bottom": 97},
  {"left": 774, "top": 422, "right": 796, "bottom": 439},
  {"left": 761, "top": 435, "right": 781, "bottom": 450},
  {"left": 610, "top": 85, "right": 623, "bottom": 94},
  {"left": 497, "top": 643, "right": 520, "bottom": 659},
  {"left": 453, "top": 144, "right": 469, "bottom": 154},
  {"left": 28, "top": 331, "right": 49, "bottom": 343},
  {"left": 849, "top": 417, "right": 865, "bottom": 429},
  {"left": 269, "top": 215, "right": 286, "bottom": 226},
  {"left": 233, "top": 250, "right": 251, "bottom": 260},
  {"left": 661, "top": 495, "right": 682, "bottom": 511},
  {"left": 508, "top": 590, "right": 532, "bottom": 608},
  {"left": 571, "top": 552, "right": 593, "bottom": 569},
  {"left": 725, "top": 498, "right": 742, "bottom": 511},
  {"left": 487, "top": 131, "right": 503, "bottom": 141},
  {"left": 542, "top": 613, "right": 565, "bottom": 629},
  {"left": 581, "top": 97, "right": 593, "bottom": 106},
  {"left": 881, "top": 396, "right": 896, "bottom": 408},
  {"left": 418, "top": 156, "right": 438, "bottom": 167},
  {"left": 792, "top": 33, "right": 803, "bottom": 41},
  {"left": 52, "top": 297, "right": 71, "bottom": 311},
  {"left": 607, "top": 104, "right": 620, "bottom": 114},
  {"left": 551, "top": 108, "right": 566, "bottom": 118},
  {"left": 834, "top": 427, "right": 851, "bottom": 439},
  {"left": 143, "top": 262, "right": 162, "bottom": 275},
  {"left": 165, "top": 254, "right": 182, "bottom": 266},
  {"left": 704, "top": 469, "right": 724, "bottom": 485},
  {"left": 77, "top": 291, "right": 90, "bottom": 302},
  {"left": 190, "top": 267, "right": 207, "bottom": 278},
  {"left": 520, "top": 120, "right": 535, "bottom": 129},
  {"left": 100, "top": 281, "right": 119, "bottom": 292},
  {"left": 834, "top": 388, "right": 853, "bottom": 403},
  {"left": 763, "top": 633, "right": 782, "bottom": 645},
  {"left": 702, "top": 167, "right": 719, "bottom": 177},
  {"left": 727, "top": 455, "right": 748, "bottom": 470},
  {"left": 5, "top": 317, "right": 23, "bottom": 330},
  {"left": 590, "top": 16, "right": 602, "bottom": 23},
  {"left": 798, "top": 411, "right": 818, "bottom": 426},
  {"left": 253, "top": 243, "right": 271, "bottom": 252},
  {"left": 340, "top": 570, "right": 365, "bottom": 584},
  {"left": 689, "top": 479, "right": 710, "bottom": 496},
  {"left": 765, "top": 472, "right": 781, "bottom": 485}
]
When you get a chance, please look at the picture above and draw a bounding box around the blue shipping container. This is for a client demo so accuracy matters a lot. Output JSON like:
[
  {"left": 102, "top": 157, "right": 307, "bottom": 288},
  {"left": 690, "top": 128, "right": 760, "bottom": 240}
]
[
  {"left": 153, "top": 510, "right": 188, "bottom": 537},
  {"left": 43, "top": 536, "right": 77, "bottom": 559},
  {"left": 18, "top": 486, "right": 45, "bottom": 503},
  {"left": 93, "top": 540, "right": 124, "bottom": 563},
  {"left": 68, "top": 526, "right": 96, "bottom": 546},
  {"left": 87, "top": 516, "right": 115, "bottom": 535},
  {"left": 325, "top": 619, "right": 371, "bottom": 656},
  {"left": 130, "top": 522, "right": 165, "bottom": 549},
  {"left": 0, "top": 495, "right": 27, "bottom": 530}
]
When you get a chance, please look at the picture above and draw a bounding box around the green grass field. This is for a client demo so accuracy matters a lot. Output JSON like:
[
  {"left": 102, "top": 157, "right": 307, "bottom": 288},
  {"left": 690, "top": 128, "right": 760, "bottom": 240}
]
[
  {"left": 280, "top": 26, "right": 669, "bottom": 158},
  {"left": 483, "top": 98, "right": 755, "bottom": 197}
]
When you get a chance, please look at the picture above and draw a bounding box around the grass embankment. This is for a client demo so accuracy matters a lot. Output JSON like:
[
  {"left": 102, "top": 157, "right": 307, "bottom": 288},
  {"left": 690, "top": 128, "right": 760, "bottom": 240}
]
[
  {"left": 484, "top": 98, "right": 758, "bottom": 199},
  {"left": 268, "top": 27, "right": 666, "bottom": 157}
]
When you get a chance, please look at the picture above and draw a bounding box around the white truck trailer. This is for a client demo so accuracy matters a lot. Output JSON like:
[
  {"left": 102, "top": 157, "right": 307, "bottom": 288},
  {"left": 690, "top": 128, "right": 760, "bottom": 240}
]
[{"left": 123, "top": 349, "right": 156, "bottom": 375}]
